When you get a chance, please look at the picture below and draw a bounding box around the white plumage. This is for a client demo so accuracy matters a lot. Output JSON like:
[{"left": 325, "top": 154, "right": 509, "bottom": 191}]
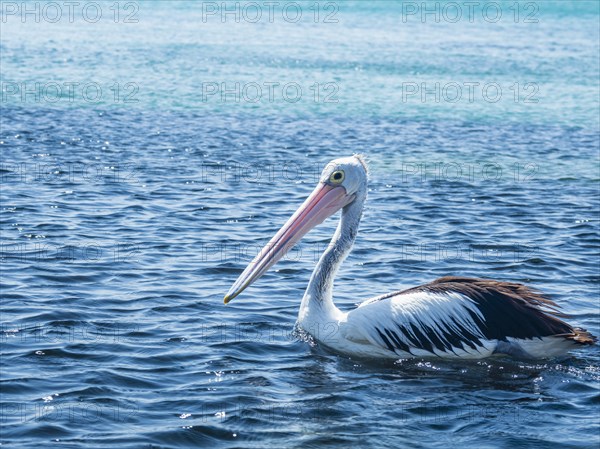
[{"left": 305, "top": 289, "right": 586, "bottom": 360}]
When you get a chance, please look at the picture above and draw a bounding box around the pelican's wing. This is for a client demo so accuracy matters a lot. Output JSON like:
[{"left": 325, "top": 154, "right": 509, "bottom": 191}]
[{"left": 342, "top": 276, "right": 594, "bottom": 358}]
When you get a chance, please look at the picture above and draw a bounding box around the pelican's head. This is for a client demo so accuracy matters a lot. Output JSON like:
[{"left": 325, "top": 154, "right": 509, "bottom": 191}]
[
  {"left": 319, "top": 154, "right": 369, "bottom": 199},
  {"left": 224, "top": 154, "right": 368, "bottom": 303}
]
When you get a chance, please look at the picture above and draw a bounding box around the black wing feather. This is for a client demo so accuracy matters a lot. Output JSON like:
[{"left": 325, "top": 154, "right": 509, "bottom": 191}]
[{"left": 379, "top": 276, "right": 596, "bottom": 345}]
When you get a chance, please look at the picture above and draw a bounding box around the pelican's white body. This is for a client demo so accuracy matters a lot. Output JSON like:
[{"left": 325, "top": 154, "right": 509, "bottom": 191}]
[{"left": 299, "top": 289, "right": 580, "bottom": 360}]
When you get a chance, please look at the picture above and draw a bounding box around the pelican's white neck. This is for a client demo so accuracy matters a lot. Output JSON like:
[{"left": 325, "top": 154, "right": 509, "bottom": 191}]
[{"left": 298, "top": 191, "right": 365, "bottom": 326}]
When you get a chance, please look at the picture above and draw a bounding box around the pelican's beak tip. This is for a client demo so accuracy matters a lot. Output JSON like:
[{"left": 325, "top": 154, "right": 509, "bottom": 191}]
[{"left": 223, "top": 289, "right": 238, "bottom": 304}]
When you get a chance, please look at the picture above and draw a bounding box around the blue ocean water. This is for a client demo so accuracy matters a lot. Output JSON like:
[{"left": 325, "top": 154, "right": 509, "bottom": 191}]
[{"left": 1, "top": 1, "right": 599, "bottom": 448}]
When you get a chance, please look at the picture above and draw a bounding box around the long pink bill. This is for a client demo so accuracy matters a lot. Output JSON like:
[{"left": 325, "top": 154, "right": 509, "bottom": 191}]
[{"left": 224, "top": 182, "right": 354, "bottom": 303}]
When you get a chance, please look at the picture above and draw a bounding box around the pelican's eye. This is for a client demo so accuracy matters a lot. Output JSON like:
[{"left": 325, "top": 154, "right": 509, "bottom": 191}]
[{"left": 329, "top": 170, "right": 345, "bottom": 184}]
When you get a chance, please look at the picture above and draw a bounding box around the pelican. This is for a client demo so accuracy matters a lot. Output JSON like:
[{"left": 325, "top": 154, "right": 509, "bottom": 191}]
[{"left": 224, "top": 155, "right": 596, "bottom": 359}]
